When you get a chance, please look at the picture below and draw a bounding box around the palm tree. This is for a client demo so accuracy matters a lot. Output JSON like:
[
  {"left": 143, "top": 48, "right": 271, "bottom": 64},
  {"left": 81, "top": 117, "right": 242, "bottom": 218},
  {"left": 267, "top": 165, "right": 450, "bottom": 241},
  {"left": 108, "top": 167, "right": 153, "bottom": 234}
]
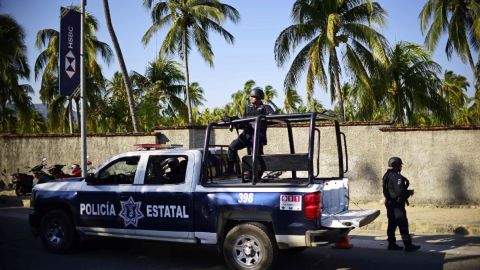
[
  {"left": 420, "top": 0, "right": 479, "bottom": 82},
  {"left": 275, "top": 0, "right": 388, "bottom": 121},
  {"left": 188, "top": 82, "right": 206, "bottom": 108},
  {"left": 341, "top": 82, "right": 358, "bottom": 121},
  {"left": 471, "top": 88, "right": 480, "bottom": 124},
  {"left": 102, "top": 0, "right": 139, "bottom": 132},
  {"left": 132, "top": 56, "right": 187, "bottom": 127},
  {"left": 440, "top": 70, "right": 469, "bottom": 119},
  {"left": 0, "top": 15, "right": 36, "bottom": 132},
  {"left": 263, "top": 85, "right": 279, "bottom": 111},
  {"left": 376, "top": 42, "right": 450, "bottom": 125},
  {"left": 142, "top": 0, "right": 240, "bottom": 125},
  {"left": 34, "top": 7, "right": 112, "bottom": 132},
  {"left": 103, "top": 72, "right": 133, "bottom": 131},
  {"left": 283, "top": 87, "right": 303, "bottom": 113}
]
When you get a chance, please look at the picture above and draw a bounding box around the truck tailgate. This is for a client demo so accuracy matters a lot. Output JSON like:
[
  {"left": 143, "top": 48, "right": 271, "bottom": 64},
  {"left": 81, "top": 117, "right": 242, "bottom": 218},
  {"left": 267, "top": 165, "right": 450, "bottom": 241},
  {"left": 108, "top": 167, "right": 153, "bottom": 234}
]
[{"left": 321, "top": 209, "right": 380, "bottom": 228}]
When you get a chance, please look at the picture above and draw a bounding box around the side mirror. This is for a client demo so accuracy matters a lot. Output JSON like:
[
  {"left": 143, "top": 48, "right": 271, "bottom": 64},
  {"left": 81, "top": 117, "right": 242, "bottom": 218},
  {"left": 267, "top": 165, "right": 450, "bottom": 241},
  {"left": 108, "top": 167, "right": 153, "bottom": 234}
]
[{"left": 85, "top": 173, "right": 96, "bottom": 185}]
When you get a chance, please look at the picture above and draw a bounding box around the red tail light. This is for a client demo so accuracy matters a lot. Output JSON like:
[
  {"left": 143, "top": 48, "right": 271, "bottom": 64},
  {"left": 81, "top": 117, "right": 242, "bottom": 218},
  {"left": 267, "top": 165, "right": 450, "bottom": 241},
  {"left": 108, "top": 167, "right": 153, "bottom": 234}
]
[{"left": 304, "top": 192, "right": 322, "bottom": 219}]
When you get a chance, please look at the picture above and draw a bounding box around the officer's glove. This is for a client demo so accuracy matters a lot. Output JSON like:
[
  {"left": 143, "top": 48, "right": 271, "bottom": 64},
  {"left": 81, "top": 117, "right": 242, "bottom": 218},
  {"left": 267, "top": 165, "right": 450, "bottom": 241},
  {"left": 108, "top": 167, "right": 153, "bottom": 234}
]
[
  {"left": 222, "top": 116, "right": 239, "bottom": 123},
  {"left": 221, "top": 116, "right": 231, "bottom": 123},
  {"left": 222, "top": 116, "right": 239, "bottom": 132}
]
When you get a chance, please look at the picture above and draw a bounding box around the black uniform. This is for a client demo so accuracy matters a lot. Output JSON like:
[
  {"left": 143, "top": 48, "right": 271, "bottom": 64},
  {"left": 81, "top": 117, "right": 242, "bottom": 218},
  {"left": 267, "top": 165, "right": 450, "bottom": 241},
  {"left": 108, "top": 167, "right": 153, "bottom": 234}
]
[
  {"left": 383, "top": 169, "right": 414, "bottom": 245},
  {"left": 227, "top": 103, "right": 275, "bottom": 163}
]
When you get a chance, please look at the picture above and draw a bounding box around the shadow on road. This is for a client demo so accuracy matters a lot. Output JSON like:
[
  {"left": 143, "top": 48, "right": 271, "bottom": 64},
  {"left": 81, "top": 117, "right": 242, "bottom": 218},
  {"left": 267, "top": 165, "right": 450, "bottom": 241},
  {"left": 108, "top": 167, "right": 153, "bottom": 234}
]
[{"left": 1, "top": 209, "right": 479, "bottom": 270}]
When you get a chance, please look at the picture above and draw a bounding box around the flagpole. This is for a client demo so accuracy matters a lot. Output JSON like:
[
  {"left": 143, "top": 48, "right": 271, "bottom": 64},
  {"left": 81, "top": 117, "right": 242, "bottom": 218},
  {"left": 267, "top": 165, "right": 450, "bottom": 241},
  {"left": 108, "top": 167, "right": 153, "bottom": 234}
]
[{"left": 80, "top": 0, "right": 87, "bottom": 177}]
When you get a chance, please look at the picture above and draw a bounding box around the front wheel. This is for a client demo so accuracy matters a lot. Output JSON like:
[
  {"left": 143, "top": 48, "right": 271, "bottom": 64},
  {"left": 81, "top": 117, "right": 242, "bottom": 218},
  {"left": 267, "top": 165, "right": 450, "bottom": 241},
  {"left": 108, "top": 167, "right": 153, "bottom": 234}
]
[
  {"left": 39, "top": 210, "right": 77, "bottom": 253},
  {"left": 223, "top": 222, "right": 278, "bottom": 270}
]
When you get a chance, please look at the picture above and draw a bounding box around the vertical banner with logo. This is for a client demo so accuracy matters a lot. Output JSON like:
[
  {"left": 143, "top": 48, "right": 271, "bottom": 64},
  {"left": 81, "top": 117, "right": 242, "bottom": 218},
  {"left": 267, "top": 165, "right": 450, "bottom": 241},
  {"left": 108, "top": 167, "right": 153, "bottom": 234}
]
[{"left": 59, "top": 7, "right": 81, "bottom": 96}]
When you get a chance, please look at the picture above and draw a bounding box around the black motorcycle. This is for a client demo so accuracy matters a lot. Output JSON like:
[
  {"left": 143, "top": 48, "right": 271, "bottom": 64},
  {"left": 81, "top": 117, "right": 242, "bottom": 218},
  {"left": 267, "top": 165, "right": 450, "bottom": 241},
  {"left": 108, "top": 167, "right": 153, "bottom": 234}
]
[{"left": 11, "top": 167, "right": 34, "bottom": 196}]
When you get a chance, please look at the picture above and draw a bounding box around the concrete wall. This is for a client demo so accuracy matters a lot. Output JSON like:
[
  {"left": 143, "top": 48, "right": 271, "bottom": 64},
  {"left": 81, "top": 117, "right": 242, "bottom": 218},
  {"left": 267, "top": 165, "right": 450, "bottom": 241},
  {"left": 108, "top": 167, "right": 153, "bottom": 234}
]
[
  {"left": 1, "top": 124, "right": 479, "bottom": 205},
  {"left": 0, "top": 133, "right": 155, "bottom": 177}
]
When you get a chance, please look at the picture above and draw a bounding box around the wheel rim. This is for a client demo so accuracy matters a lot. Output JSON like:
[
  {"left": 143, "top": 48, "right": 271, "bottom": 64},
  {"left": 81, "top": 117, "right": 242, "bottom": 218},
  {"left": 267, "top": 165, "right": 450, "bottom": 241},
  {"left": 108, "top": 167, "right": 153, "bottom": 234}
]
[
  {"left": 45, "top": 219, "right": 64, "bottom": 246},
  {"left": 232, "top": 234, "right": 263, "bottom": 268}
]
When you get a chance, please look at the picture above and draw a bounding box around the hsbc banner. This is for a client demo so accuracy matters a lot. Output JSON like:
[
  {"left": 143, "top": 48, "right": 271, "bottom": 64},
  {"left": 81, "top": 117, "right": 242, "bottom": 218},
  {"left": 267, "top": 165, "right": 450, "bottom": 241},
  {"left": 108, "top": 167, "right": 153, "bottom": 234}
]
[{"left": 59, "top": 7, "right": 80, "bottom": 96}]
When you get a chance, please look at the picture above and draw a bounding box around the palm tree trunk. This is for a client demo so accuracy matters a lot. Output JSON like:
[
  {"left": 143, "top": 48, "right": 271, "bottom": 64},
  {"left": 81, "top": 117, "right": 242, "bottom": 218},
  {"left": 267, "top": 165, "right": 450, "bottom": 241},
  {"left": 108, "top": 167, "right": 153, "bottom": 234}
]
[
  {"left": 331, "top": 49, "right": 345, "bottom": 121},
  {"left": 102, "top": 0, "right": 139, "bottom": 132},
  {"left": 465, "top": 45, "right": 478, "bottom": 83},
  {"left": 183, "top": 33, "right": 193, "bottom": 126}
]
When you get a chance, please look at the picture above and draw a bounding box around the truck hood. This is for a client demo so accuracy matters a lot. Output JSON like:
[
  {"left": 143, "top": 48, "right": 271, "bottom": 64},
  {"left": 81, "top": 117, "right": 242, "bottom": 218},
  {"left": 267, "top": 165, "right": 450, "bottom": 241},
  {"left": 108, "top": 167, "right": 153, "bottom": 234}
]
[{"left": 34, "top": 177, "right": 84, "bottom": 192}]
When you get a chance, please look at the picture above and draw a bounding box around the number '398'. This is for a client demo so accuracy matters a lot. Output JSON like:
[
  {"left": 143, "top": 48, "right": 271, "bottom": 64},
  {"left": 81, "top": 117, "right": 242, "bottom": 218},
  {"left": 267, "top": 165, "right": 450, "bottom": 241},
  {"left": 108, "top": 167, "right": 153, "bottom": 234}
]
[{"left": 238, "top": 193, "right": 254, "bottom": 203}]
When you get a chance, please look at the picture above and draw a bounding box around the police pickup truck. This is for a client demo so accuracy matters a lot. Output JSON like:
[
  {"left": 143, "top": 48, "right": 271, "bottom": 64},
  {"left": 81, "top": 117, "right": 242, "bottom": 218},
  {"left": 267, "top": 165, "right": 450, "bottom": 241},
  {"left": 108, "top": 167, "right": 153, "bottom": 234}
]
[{"left": 29, "top": 112, "right": 379, "bottom": 270}]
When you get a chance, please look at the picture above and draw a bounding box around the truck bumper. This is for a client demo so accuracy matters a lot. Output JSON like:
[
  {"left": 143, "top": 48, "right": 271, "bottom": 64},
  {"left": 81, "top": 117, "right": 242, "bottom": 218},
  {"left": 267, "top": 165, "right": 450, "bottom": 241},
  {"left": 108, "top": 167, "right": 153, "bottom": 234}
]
[{"left": 305, "top": 228, "right": 350, "bottom": 247}]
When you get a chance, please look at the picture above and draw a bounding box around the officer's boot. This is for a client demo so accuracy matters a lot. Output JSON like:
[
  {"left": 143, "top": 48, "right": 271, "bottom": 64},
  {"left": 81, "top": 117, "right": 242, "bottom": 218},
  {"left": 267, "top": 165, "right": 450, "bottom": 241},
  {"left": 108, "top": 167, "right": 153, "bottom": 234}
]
[
  {"left": 403, "top": 239, "right": 421, "bottom": 252},
  {"left": 387, "top": 237, "right": 403, "bottom": 251}
]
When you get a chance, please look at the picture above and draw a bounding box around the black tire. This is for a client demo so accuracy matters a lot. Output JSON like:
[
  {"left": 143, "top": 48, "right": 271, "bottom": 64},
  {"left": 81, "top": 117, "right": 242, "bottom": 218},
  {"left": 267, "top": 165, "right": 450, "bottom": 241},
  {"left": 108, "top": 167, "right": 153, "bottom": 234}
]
[
  {"left": 39, "top": 210, "right": 77, "bottom": 253},
  {"left": 223, "top": 222, "right": 278, "bottom": 270},
  {"left": 15, "top": 186, "right": 22, "bottom": 197}
]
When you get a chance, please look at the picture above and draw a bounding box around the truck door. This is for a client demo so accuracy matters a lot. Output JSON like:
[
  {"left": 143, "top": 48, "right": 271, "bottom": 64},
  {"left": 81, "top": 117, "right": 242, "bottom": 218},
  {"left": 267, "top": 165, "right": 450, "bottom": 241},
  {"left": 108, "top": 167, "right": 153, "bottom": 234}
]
[
  {"left": 76, "top": 155, "right": 141, "bottom": 236},
  {"left": 135, "top": 153, "right": 194, "bottom": 241}
]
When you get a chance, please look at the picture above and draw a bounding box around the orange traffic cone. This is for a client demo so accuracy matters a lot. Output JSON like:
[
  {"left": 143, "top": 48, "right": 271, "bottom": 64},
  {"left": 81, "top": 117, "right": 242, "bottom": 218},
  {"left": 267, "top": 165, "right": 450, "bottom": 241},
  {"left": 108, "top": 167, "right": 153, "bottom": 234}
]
[{"left": 333, "top": 235, "right": 353, "bottom": 249}]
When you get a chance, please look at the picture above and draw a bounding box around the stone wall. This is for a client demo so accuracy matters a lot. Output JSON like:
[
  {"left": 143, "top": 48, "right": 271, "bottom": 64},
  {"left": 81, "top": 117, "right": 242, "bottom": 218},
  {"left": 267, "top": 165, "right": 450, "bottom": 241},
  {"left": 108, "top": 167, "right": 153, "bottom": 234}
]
[{"left": 1, "top": 124, "right": 479, "bottom": 205}]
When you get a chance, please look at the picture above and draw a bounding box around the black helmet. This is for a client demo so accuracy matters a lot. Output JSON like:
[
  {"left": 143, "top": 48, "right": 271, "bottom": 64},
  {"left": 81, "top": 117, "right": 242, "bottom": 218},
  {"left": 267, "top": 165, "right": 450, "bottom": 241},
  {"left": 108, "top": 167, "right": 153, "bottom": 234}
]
[
  {"left": 388, "top": 157, "right": 403, "bottom": 168},
  {"left": 250, "top": 87, "right": 264, "bottom": 100},
  {"left": 161, "top": 158, "right": 179, "bottom": 171}
]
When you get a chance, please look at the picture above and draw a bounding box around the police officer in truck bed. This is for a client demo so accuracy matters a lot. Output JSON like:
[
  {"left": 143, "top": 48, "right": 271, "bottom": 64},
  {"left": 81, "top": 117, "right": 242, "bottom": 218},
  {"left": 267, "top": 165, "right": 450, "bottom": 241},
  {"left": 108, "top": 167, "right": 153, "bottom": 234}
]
[
  {"left": 383, "top": 157, "right": 421, "bottom": 252},
  {"left": 225, "top": 87, "right": 275, "bottom": 176}
]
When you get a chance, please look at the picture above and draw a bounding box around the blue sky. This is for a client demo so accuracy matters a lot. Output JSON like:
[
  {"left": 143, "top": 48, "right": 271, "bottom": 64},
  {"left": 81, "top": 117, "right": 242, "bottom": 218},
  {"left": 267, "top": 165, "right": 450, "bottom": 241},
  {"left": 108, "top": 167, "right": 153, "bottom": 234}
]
[{"left": 1, "top": 0, "right": 474, "bottom": 110}]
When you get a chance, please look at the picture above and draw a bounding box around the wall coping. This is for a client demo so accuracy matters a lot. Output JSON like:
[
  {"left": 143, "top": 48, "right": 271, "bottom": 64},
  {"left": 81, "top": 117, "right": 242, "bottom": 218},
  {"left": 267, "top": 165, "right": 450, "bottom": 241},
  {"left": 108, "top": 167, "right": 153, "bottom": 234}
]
[
  {"left": 380, "top": 125, "right": 480, "bottom": 132},
  {"left": 0, "top": 132, "right": 155, "bottom": 139}
]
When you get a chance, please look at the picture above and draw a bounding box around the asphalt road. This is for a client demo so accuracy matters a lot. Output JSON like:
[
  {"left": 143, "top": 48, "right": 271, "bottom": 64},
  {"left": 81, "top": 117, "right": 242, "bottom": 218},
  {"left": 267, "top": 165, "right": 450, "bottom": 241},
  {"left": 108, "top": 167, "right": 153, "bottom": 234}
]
[{"left": 1, "top": 207, "right": 479, "bottom": 270}]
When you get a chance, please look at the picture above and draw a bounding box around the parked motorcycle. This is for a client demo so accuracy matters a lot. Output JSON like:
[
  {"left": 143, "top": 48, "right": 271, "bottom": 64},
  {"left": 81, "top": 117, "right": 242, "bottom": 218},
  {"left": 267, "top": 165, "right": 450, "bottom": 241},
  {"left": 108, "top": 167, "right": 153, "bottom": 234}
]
[
  {"left": 11, "top": 167, "right": 34, "bottom": 196},
  {"left": 68, "top": 164, "right": 82, "bottom": 177},
  {"left": 66, "top": 159, "right": 96, "bottom": 177},
  {"left": 31, "top": 163, "right": 54, "bottom": 184},
  {"left": 47, "top": 164, "right": 71, "bottom": 179}
]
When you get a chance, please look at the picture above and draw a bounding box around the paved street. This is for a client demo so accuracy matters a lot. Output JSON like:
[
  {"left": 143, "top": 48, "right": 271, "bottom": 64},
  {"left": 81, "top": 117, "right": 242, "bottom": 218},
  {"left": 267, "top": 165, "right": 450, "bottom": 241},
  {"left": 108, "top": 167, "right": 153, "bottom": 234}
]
[{"left": 1, "top": 207, "right": 479, "bottom": 270}]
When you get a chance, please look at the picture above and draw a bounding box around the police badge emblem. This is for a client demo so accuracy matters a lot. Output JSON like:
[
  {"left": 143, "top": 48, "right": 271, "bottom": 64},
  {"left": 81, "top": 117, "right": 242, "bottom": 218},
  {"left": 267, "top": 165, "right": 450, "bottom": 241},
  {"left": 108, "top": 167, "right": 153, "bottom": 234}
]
[{"left": 119, "top": 196, "right": 144, "bottom": 227}]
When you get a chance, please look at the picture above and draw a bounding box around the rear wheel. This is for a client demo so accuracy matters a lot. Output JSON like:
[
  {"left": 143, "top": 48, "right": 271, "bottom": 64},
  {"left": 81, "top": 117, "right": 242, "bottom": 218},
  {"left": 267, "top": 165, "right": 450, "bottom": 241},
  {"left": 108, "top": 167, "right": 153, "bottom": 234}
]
[
  {"left": 15, "top": 185, "right": 22, "bottom": 196},
  {"left": 223, "top": 222, "right": 278, "bottom": 270},
  {"left": 39, "top": 210, "right": 76, "bottom": 253}
]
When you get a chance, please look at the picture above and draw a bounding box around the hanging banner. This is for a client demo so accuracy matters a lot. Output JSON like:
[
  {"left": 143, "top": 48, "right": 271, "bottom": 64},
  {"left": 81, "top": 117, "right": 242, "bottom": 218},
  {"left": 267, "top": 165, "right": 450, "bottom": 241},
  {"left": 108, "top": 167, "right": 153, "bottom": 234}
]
[{"left": 59, "top": 7, "right": 81, "bottom": 96}]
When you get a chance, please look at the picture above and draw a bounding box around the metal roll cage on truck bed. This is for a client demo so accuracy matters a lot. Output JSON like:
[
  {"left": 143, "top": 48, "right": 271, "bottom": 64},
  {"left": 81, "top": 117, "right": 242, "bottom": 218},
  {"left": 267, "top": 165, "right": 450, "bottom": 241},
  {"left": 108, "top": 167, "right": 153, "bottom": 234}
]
[
  {"left": 29, "top": 111, "right": 379, "bottom": 270},
  {"left": 201, "top": 112, "right": 348, "bottom": 185}
]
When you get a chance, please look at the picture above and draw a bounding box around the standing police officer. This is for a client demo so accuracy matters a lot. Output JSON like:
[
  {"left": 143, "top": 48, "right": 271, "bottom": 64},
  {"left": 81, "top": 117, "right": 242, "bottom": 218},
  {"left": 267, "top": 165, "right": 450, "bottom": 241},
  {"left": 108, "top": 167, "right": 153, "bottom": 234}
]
[
  {"left": 383, "top": 157, "right": 421, "bottom": 252},
  {"left": 225, "top": 87, "right": 275, "bottom": 175}
]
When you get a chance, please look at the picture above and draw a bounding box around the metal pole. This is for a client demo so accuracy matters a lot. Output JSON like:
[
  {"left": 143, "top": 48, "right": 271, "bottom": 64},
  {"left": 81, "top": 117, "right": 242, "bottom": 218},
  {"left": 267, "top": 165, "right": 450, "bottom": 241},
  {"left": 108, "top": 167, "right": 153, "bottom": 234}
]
[
  {"left": 68, "top": 97, "right": 73, "bottom": 133},
  {"left": 80, "top": 0, "right": 87, "bottom": 177}
]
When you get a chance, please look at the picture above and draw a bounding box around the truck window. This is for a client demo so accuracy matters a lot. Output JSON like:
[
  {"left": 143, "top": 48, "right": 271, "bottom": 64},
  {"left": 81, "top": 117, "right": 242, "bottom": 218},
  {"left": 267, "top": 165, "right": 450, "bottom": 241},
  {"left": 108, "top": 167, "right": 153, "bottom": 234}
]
[
  {"left": 144, "top": 155, "right": 188, "bottom": 185},
  {"left": 97, "top": 156, "right": 140, "bottom": 185}
]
